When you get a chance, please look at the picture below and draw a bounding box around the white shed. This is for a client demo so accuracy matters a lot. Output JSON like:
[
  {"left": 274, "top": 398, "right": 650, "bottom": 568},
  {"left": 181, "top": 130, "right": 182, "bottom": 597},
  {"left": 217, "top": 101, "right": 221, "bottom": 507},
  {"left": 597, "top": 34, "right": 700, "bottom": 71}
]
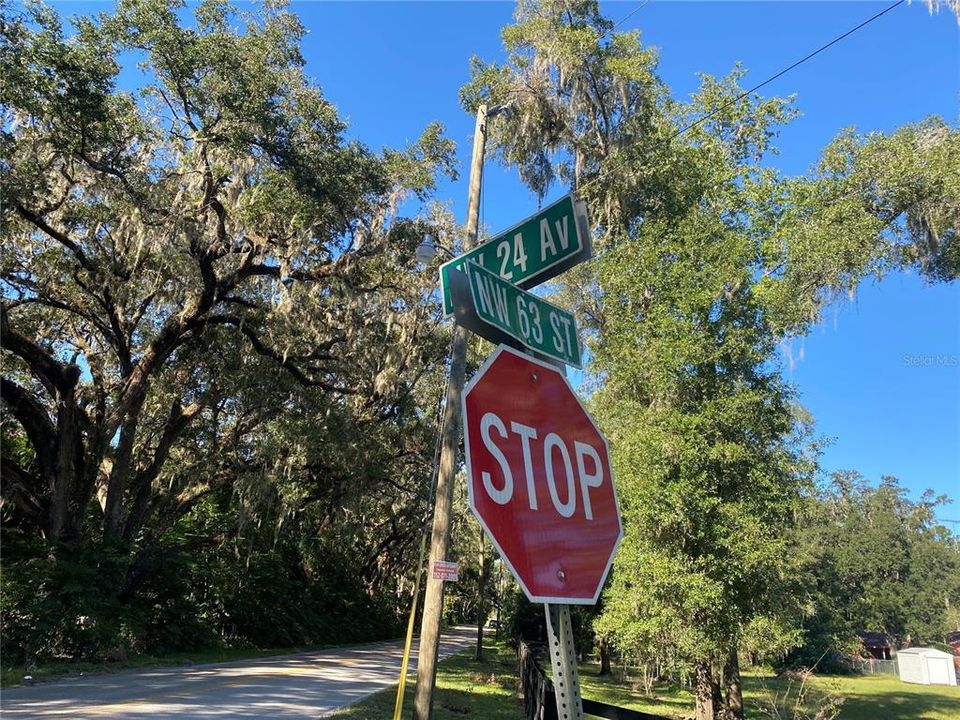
[{"left": 897, "top": 647, "right": 958, "bottom": 686}]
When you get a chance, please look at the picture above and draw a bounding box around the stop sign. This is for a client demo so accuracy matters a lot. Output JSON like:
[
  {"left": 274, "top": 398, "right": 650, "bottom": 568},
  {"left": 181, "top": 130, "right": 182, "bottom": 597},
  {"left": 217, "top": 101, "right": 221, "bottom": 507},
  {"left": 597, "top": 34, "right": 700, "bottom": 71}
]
[{"left": 462, "top": 345, "right": 622, "bottom": 604}]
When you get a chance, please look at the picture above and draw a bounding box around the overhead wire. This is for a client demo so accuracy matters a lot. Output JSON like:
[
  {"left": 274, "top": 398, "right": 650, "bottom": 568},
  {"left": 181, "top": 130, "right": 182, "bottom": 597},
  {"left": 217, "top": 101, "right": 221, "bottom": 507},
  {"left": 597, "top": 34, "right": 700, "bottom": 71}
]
[
  {"left": 577, "top": 0, "right": 907, "bottom": 195},
  {"left": 671, "top": 0, "right": 906, "bottom": 140},
  {"left": 611, "top": 0, "right": 652, "bottom": 31}
]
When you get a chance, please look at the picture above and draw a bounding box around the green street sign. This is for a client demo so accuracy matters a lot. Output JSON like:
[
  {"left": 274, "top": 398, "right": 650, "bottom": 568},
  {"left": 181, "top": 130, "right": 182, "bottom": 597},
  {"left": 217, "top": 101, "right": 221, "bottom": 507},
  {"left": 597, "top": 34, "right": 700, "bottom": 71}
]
[
  {"left": 447, "top": 261, "right": 582, "bottom": 368},
  {"left": 440, "top": 193, "right": 591, "bottom": 317}
]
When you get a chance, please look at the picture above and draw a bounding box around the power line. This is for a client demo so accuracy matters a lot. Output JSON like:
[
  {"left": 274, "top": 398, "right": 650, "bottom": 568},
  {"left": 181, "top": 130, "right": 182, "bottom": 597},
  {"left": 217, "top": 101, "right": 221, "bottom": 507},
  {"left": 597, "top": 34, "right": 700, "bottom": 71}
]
[
  {"left": 612, "top": 0, "right": 652, "bottom": 30},
  {"left": 579, "top": 0, "right": 906, "bottom": 194},
  {"left": 672, "top": 0, "right": 906, "bottom": 139}
]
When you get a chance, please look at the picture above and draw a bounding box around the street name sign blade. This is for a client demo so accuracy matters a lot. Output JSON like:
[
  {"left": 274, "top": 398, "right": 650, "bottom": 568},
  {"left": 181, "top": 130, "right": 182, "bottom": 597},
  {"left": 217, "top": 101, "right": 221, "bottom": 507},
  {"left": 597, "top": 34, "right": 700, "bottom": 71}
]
[
  {"left": 448, "top": 262, "right": 582, "bottom": 368},
  {"left": 440, "top": 193, "right": 591, "bottom": 317},
  {"left": 462, "top": 346, "right": 622, "bottom": 604}
]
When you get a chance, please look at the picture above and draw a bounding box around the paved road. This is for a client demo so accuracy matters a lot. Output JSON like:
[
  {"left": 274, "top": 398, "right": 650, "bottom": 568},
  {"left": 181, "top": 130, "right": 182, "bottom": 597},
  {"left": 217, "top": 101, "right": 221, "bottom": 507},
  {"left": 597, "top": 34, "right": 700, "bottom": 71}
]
[{"left": 0, "top": 626, "right": 478, "bottom": 719}]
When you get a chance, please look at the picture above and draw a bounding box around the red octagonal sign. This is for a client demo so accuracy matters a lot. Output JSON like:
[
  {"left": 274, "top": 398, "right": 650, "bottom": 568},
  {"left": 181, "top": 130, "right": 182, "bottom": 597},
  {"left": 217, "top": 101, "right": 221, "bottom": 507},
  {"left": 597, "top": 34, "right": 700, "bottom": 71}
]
[{"left": 462, "top": 345, "right": 622, "bottom": 604}]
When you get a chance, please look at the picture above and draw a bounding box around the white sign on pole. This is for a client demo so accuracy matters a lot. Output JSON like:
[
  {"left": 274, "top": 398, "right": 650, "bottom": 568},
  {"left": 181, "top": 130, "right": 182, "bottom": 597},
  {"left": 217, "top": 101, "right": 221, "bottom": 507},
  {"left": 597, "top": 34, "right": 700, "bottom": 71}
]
[{"left": 432, "top": 560, "right": 459, "bottom": 582}]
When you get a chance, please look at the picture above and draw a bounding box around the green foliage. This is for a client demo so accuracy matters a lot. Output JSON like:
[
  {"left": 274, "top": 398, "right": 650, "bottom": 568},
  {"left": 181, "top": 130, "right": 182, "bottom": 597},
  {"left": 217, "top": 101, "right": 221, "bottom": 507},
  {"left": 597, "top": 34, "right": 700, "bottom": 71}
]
[
  {"left": 741, "top": 615, "right": 804, "bottom": 669},
  {"left": 1, "top": 0, "right": 453, "bottom": 664},
  {"left": 785, "top": 474, "right": 960, "bottom": 669},
  {"left": 756, "top": 118, "right": 960, "bottom": 335},
  {"left": 460, "top": 4, "right": 957, "bottom": 715},
  {"left": 0, "top": 480, "right": 405, "bottom": 663},
  {"left": 0, "top": 531, "right": 125, "bottom": 664},
  {"left": 501, "top": 587, "right": 547, "bottom": 645}
]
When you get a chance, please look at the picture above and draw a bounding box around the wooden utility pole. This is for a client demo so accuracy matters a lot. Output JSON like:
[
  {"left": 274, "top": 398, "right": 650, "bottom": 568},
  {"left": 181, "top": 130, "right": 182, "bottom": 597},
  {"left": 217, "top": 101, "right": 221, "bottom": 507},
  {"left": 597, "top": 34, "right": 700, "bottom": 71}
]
[{"left": 412, "top": 103, "right": 493, "bottom": 720}]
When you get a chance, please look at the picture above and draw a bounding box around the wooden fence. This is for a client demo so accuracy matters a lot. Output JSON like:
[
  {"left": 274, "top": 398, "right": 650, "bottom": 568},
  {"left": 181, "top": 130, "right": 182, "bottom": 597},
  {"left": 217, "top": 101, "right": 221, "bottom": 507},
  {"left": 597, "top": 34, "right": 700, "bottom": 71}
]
[{"left": 517, "top": 641, "right": 670, "bottom": 720}]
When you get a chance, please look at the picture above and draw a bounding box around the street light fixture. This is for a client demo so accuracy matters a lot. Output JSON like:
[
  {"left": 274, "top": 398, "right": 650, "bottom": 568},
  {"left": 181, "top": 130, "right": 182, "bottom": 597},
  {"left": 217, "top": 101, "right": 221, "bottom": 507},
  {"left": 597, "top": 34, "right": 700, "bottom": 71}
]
[{"left": 415, "top": 234, "right": 456, "bottom": 264}]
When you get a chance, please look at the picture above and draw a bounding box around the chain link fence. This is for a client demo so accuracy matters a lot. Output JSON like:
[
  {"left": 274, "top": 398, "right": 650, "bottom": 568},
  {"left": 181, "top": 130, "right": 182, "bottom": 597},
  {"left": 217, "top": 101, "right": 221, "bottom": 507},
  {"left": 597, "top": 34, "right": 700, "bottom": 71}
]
[{"left": 849, "top": 657, "right": 898, "bottom": 675}]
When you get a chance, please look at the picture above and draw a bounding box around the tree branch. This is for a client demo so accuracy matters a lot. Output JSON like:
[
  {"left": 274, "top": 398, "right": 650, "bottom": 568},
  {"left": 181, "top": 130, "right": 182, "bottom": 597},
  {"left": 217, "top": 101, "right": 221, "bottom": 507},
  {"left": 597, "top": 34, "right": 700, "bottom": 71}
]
[
  {"left": 0, "top": 377, "right": 56, "bottom": 468},
  {"left": 181, "top": 313, "right": 356, "bottom": 393},
  {"left": 0, "top": 456, "right": 46, "bottom": 524},
  {"left": 1, "top": 305, "right": 81, "bottom": 397},
  {"left": 12, "top": 204, "right": 96, "bottom": 273},
  {"left": 123, "top": 399, "right": 204, "bottom": 543}
]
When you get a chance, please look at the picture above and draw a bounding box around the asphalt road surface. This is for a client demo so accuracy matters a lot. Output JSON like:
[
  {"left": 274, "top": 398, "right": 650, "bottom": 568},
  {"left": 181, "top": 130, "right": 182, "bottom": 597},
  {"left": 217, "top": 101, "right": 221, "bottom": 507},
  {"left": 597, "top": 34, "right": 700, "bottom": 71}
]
[{"left": 0, "top": 625, "right": 478, "bottom": 719}]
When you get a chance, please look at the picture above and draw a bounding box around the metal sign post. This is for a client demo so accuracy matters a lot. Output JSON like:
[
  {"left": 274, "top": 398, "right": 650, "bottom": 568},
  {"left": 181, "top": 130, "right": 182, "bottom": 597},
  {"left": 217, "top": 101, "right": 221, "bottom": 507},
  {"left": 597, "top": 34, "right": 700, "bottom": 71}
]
[{"left": 545, "top": 604, "right": 584, "bottom": 720}]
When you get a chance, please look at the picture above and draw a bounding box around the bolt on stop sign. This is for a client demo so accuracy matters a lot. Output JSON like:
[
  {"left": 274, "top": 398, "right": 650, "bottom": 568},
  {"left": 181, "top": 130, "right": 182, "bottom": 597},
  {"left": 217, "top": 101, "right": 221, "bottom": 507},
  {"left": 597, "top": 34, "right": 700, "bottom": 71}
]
[{"left": 462, "top": 345, "right": 622, "bottom": 604}]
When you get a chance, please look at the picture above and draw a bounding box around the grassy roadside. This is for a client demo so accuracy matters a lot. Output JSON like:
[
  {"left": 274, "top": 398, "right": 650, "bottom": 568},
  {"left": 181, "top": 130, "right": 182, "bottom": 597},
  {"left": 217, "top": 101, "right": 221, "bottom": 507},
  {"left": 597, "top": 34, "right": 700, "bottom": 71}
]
[
  {"left": 782, "top": 673, "right": 960, "bottom": 720},
  {"left": 576, "top": 661, "right": 691, "bottom": 718},
  {"left": 0, "top": 644, "right": 317, "bottom": 687},
  {"left": 575, "top": 660, "right": 960, "bottom": 720},
  {"left": 326, "top": 638, "right": 523, "bottom": 720}
]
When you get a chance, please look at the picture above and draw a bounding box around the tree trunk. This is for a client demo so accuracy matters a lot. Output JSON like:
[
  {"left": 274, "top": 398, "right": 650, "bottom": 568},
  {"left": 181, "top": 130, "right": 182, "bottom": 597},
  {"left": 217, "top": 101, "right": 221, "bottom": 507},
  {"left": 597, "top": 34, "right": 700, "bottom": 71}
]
[
  {"left": 724, "top": 648, "right": 744, "bottom": 720},
  {"left": 694, "top": 660, "right": 715, "bottom": 720},
  {"left": 599, "top": 637, "right": 612, "bottom": 676},
  {"left": 711, "top": 665, "right": 723, "bottom": 718},
  {"left": 103, "top": 417, "right": 137, "bottom": 543},
  {"left": 49, "top": 368, "right": 85, "bottom": 543}
]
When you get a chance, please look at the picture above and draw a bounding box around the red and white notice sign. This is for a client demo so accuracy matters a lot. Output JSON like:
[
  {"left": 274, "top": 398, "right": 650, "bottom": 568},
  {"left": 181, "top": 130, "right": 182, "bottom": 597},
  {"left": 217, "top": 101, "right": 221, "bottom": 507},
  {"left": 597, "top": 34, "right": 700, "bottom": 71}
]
[{"left": 432, "top": 560, "right": 459, "bottom": 582}]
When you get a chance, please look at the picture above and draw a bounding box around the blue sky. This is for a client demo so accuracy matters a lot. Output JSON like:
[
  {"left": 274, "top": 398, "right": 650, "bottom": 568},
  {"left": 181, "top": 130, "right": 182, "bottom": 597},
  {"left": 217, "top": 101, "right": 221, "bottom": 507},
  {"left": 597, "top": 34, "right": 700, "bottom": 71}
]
[
  {"left": 50, "top": 1, "right": 960, "bottom": 517},
  {"left": 287, "top": 1, "right": 959, "bottom": 515}
]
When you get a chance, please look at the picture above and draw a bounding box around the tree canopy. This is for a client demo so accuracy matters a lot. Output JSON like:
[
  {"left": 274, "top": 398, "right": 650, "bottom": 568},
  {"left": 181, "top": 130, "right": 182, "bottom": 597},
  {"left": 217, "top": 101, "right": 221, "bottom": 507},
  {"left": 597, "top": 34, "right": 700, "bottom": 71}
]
[
  {"left": 2, "top": 1, "right": 957, "bottom": 704},
  {"left": 1, "top": 0, "right": 456, "bottom": 660},
  {"left": 460, "top": 1, "right": 958, "bottom": 717}
]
